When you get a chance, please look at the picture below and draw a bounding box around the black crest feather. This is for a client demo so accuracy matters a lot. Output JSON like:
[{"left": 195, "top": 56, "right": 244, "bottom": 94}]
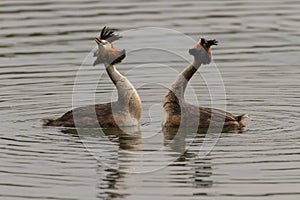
[
  {"left": 100, "top": 26, "right": 122, "bottom": 42},
  {"left": 207, "top": 39, "right": 218, "bottom": 47}
]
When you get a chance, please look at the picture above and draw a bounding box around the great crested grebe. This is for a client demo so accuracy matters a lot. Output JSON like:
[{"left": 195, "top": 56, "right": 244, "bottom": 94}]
[
  {"left": 163, "top": 38, "right": 248, "bottom": 131},
  {"left": 43, "top": 26, "right": 142, "bottom": 128}
]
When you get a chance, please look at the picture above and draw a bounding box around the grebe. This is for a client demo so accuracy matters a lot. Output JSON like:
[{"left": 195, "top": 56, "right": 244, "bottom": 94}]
[
  {"left": 163, "top": 38, "right": 248, "bottom": 131},
  {"left": 43, "top": 27, "right": 142, "bottom": 128}
]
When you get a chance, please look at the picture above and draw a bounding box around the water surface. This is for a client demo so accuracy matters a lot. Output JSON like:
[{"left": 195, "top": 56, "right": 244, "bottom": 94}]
[{"left": 1, "top": 0, "right": 300, "bottom": 199}]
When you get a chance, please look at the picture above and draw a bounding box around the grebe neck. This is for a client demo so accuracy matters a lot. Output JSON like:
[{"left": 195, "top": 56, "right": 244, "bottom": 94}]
[
  {"left": 170, "top": 61, "right": 201, "bottom": 99},
  {"left": 105, "top": 64, "right": 142, "bottom": 120}
]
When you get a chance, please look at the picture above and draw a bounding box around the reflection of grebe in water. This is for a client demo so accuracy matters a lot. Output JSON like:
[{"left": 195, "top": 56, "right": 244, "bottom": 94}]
[
  {"left": 163, "top": 38, "right": 248, "bottom": 131},
  {"left": 43, "top": 27, "right": 142, "bottom": 128}
]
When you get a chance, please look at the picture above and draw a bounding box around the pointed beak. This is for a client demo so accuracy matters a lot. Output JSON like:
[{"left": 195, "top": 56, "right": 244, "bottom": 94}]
[{"left": 95, "top": 38, "right": 102, "bottom": 45}]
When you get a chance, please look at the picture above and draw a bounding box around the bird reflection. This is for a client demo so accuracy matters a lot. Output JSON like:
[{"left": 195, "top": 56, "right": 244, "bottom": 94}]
[
  {"left": 62, "top": 126, "right": 215, "bottom": 198},
  {"left": 163, "top": 126, "right": 210, "bottom": 153},
  {"left": 62, "top": 126, "right": 141, "bottom": 151},
  {"left": 163, "top": 126, "right": 213, "bottom": 189},
  {"left": 63, "top": 126, "right": 141, "bottom": 199}
]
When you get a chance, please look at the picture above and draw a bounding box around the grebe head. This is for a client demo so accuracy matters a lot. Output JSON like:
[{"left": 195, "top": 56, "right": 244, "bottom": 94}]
[
  {"left": 94, "top": 37, "right": 111, "bottom": 51},
  {"left": 93, "top": 26, "right": 125, "bottom": 66},
  {"left": 189, "top": 37, "right": 218, "bottom": 65}
]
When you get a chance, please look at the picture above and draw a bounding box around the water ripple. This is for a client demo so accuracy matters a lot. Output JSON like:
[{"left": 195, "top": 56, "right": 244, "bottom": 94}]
[{"left": 0, "top": 0, "right": 299, "bottom": 199}]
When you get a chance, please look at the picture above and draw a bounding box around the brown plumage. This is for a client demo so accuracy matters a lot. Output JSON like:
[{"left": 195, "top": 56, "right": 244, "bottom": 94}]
[
  {"left": 43, "top": 102, "right": 141, "bottom": 128},
  {"left": 43, "top": 27, "right": 142, "bottom": 128},
  {"left": 163, "top": 38, "right": 248, "bottom": 132},
  {"left": 43, "top": 103, "right": 116, "bottom": 128}
]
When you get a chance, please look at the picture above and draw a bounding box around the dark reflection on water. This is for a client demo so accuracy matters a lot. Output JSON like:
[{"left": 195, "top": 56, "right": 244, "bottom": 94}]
[
  {"left": 65, "top": 126, "right": 215, "bottom": 199},
  {"left": 164, "top": 127, "right": 214, "bottom": 190},
  {"left": 1, "top": 0, "right": 300, "bottom": 199},
  {"left": 63, "top": 127, "right": 142, "bottom": 199}
]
